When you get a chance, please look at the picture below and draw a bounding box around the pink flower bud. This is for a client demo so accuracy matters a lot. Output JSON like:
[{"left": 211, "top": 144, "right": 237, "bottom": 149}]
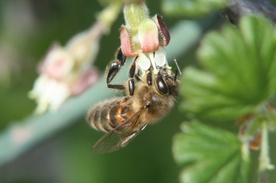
[
  {"left": 39, "top": 44, "right": 74, "bottom": 81},
  {"left": 138, "top": 19, "right": 159, "bottom": 53},
  {"left": 120, "top": 26, "right": 137, "bottom": 57}
]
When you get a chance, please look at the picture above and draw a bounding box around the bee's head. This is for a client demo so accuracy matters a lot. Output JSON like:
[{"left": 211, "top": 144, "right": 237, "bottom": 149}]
[{"left": 155, "top": 66, "right": 178, "bottom": 97}]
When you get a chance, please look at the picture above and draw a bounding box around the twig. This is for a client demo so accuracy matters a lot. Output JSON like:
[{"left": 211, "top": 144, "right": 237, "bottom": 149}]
[
  {"left": 221, "top": 0, "right": 276, "bottom": 25},
  {"left": 258, "top": 121, "right": 274, "bottom": 183}
]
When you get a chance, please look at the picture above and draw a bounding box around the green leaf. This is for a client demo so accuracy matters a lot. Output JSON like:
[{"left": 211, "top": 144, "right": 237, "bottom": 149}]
[
  {"left": 162, "top": 0, "right": 229, "bottom": 17},
  {"left": 173, "top": 121, "right": 250, "bottom": 183},
  {"left": 181, "top": 15, "right": 276, "bottom": 121}
]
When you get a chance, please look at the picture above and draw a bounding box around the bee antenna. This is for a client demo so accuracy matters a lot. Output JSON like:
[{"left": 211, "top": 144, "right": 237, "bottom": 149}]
[
  {"left": 173, "top": 59, "right": 182, "bottom": 76},
  {"left": 173, "top": 59, "right": 182, "bottom": 81},
  {"left": 174, "top": 69, "right": 178, "bottom": 81}
]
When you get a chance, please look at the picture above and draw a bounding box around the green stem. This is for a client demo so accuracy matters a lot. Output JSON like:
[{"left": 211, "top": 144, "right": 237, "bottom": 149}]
[
  {"left": 258, "top": 120, "right": 274, "bottom": 183},
  {"left": 97, "top": 1, "right": 123, "bottom": 33}
]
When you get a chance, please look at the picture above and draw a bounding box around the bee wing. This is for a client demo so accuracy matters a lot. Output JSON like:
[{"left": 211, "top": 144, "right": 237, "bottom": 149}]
[{"left": 93, "top": 107, "right": 147, "bottom": 153}]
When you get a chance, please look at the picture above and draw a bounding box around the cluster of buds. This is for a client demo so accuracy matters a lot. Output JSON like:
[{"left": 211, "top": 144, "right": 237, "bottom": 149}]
[
  {"left": 29, "top": 25, "right": 102, "bottom": 114},
  {"left": 120, "top": 2, "right": 171, "bottom": 73}
]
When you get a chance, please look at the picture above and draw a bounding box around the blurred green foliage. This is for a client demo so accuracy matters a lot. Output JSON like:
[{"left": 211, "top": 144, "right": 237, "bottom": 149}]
[
  {"left": 162, "top": 0, "right": 229, "bottom": 17},
  {"left": 181, "top": 15, "right": 276, "bottom": 122}
]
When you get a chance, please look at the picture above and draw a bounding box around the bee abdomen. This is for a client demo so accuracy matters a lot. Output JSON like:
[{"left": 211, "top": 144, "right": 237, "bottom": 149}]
[
  {"left": 87, "top": 97, "right": 133, "bottom": 133},
  {"left": 87, "top": 99, "right": 122, "bottom": 133}
]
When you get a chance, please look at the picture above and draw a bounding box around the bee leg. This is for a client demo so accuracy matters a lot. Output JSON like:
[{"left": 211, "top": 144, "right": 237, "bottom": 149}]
[
  {"left": 128, "top": 57, "right": 139, "bottom": 96},
  {"left": 146, "top": 70, "right": 152, "bottom": 86},
  {"left": 106, "top": 47, "right": 127, "bottom": 90},
  {"left": 135, "top": 75, "right": 142, "bottom": 81},
  {"left": 134, "top": 69, "right": 141, "bottom": 81},
  {"left": 107, "top": 84, "right": 126, "bottom": 90},
  {"left": 106, "top": 60, "right": 126, "bottom": 91}
]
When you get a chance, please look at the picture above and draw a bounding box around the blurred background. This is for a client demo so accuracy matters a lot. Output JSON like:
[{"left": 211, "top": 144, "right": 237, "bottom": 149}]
[
  {"left": 1, "top": 0, "right": 276, "bottom": 183},
  {"left": 0, "top": 0, "right": 184, "bottom": 182}
]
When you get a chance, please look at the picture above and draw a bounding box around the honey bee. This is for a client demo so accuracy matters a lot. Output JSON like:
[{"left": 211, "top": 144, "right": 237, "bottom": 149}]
[
  {"left": 87, "top": 66, "right": 179, "bottom": 153},
  {"left": 105, "top": 47, "right": 170, "bottom": 96}
]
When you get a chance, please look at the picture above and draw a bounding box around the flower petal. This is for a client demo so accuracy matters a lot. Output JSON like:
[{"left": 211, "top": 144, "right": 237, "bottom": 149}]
[
  {"left": 138, "top": 19, "right": 159, "bottom": 53},
  {"left": 153, "top": 15, "right": 170, "bottom": 46},
  {"left": 39, "top": 46, "right": 74, "bottom": 81},
  {"left": 69, "top": 68, "right": 100, "bottom": 96},
  {"left": 120, "top": 26, "right": 137, "bottom": 57},
  {"left": 154, "top": 47, "right": 168, "bottom": 67},
  {"left": 136, "top": 53, "right": 151, "bottom": 71}
]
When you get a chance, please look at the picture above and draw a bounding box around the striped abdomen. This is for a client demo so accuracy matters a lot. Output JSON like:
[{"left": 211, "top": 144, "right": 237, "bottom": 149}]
[{"left": 87, "top": 97, "right": 133, "bottom": 133}]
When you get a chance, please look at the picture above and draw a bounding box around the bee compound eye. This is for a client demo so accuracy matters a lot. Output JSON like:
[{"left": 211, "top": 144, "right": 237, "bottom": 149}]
[{"left": 156, "top": 74, "right": 168, "bottom": 95}]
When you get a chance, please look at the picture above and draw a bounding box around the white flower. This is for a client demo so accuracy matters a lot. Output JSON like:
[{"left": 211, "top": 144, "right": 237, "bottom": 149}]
[{"left": 29, "top": 75, "right": 71, "bottom": 114}]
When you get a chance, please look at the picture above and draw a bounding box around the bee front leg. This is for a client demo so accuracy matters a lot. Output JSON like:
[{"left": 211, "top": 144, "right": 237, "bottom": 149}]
[
  {"left": 106, "top": 47, "right": 127, "bottom": 91},
  {"left": 106, "top": 59, "right": 126, "bottom": 91}
]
